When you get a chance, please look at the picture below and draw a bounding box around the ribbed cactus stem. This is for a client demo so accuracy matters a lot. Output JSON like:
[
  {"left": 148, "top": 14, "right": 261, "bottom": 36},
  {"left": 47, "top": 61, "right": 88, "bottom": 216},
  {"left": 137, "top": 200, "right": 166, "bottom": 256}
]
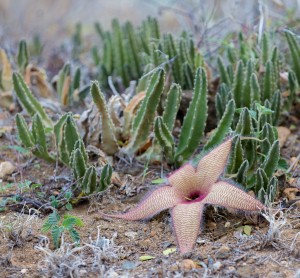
[
  {"left": 250, "top": 73, "right": 260, "bottom": 103},
  {"left": 203, "top": 99, "right": 235, "bottom": 152},
  {"left": 63, "top": 114, "right": 81, "bottom": 157},
  {"left": 242, "top": 60, "right": 253, "bottom": 108},
  {"left": 285, "top": 30, "right": 300, "bottom": 83},
  {"left": 16, "top": 114, "right": 34, "bottom": 148},
  {"left": 32, "top": 113, "right": 55, "bottom": 162},
  {"left": 232, "top": 60, "right": 244, "bottom": 108},
  {"left": 13, "top": 73, "right": 53, "bottom": 128},
  {"left": 262, "top": 140, "right": 279, "bottom": 178},
  {"left": 112, "top": 19, "right": 129, "bottom": 86},
  {"left": 82, "top": 166, "right": 97, "bottom": 194},
  {"left": 154, "top": 117, "right": 175, "bottom": 164},
  {"left": 236, "top": 159, "right": 249, "bottom": 185},
  {"left": 175, "top": 67, "right": 207, "bottom": 165},
  {"left": 99, "top": 164, "right": 113, "bottom": 191},
  {"left": 271, "top": 90, "right": 281, "bottom": 126},
  {"left": 261, "top": 33, "right": 269, "bottom": 65},
  {"left": 263, "top": 61, "right": 275, "bottom": 101},
  {"left": 17, "top": 40, "right": 29, "bottom": 74},
  {"left": 217, "top": 56, "right": 231, "bottom": 85},
  {"left": 124, "top": 68, "right": 165, "bottom": 156},
  {"left": 71, "top": 148, "right": 87, "bottom": 181},
  {"left": 162, "top": 83, "right": 182, "bottom": 131},
  {"left": 91, "top": 81, "right": 119, "bottom": 155}
]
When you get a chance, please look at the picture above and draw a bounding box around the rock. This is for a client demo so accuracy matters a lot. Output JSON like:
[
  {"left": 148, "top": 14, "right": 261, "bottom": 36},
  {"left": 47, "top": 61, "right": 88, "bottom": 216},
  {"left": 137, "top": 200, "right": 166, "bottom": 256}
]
[
  {"left": 212, "top": 261, "right": 222, "bottom": 270},
  {"left": 0, "top": 161, "right": 15, "bottom": 179},
  {"left": 280, "top": 72, "right": 289, "bottom": 83},
  {"left": 247, "top": 258, "right": 255, "bottom": 264},
  {"left": 0, "top": 92, "right": 13, "bottom": 110},
  {"left": 138, "top": 238, "right": 151, "bottom": 248},
  {"left": 20, "top": 269, "right": 27, "bottom": 274},
  {"left": 236, "top": 266, "right": 253, "bottom": 277},
  {"left": 122, "top": 261, "right": 136, "bottom": 270},
  {"left": 224, "top": 222, "right": 231, "bottom": 228},
  {"left": 196, "top": 238, "right": 206, "bottom": 244},
  {"left": 78, "top": 270, "right": 88, "bottom": 276},
  {"left": 215, "top": 245, "right": 231, "bottom": 259},
  {"left": 207, "top": 221, "right": 217, "bottom": 230},
  {"left": 227, "top": 266, "right": 236, "bottom": 273},
  {"left": 170, "top": 264, "right": 179, "bottom": 272},
  {"left": 277, "top": 126, "right": 291, "bottom": 147},
  {"left": 207, "top": 257, "right": 214, "bottom": 268},
  {"left": 105, "top": 270, "right": 119, "bottom": 278},
  {"left": 162, "top": 242, "right": 173, "bottom": 248},
  {"left": 124, "top": 231, "right": 138, "bottom": 239},
  {"left": 182, "top": 259, "right": 200, "bottom": 270}
]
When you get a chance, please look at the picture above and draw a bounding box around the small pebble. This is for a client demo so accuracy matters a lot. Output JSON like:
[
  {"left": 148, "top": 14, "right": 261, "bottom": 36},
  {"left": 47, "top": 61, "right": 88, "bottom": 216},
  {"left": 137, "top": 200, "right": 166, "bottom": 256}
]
[
  {"left": 236, "top": 266, "right": 252, "bottom": 278},
  {"left": 122, "top": 261, "right": 136, "bottom": 270},
  {"left": 212, "top": 261, "right": 222, "bottom": 270},
  {"left": 150, "top": 230, "right": 156, "bottom": 237},
  {"left": 78, "top": 270, "right": 87, "bottom": 275},
  {"left": 247, "top": 258, "right": 255, "bottom": 264},
  {"left": 124, "top": 231, "right": 138, "bottom": 239},
  {"left": 182, "top": 259, "right": 199, "bottom": 270},
  {"left": 224, "top": 221, "right": 231, "bottom": 228},
  {"left": 215, "top": 245, "right": 231, "bottom": 259},
  {"left": 162, "top": 241, "right": 172, "bottom": 248},
  {"left": 0, "top": 161, "right": 15, "bottom": 179},
  {"left": 207, "top": 257, "right": 214, "bottom": 269},
  {"left": 196, "top": 238, "right": 206, "bottom": 244},
  {"left": 170, "top": 264, "right": 179, "bottom": 272},
  {"left": 227, "top": 266, "right": 236, "bottom": 272}
]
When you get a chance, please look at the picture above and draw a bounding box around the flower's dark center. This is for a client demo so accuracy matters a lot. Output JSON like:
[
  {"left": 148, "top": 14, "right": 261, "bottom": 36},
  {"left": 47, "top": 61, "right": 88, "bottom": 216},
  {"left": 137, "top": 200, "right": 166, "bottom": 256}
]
[{"left": 185, "top": 192, "right": 201, "bottom": 201}]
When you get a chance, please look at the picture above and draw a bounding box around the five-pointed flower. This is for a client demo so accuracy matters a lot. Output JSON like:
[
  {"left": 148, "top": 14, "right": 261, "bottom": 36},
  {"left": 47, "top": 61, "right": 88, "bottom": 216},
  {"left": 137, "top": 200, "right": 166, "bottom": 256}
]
[{"left": 103, "top": 139, "right": 265, "bottom": 254}]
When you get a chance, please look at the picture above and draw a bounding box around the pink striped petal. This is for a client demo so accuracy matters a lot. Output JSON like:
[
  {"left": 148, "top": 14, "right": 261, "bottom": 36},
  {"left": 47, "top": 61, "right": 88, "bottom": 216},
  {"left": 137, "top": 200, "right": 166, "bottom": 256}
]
[
  {"left": 204, "top": 181, "right": 265, "bottom": 211},
  {"left": 196, "top": 139, "right": 232, "bottom": 191},
  {"left": 168, "top": 164, "right": 198, "bottom": 196},
  {"left": 103, "top": 186, "right": 182, "bottom": 220},
  {"left": 171, "top": 202, "right": 204, "bottom": 254}
]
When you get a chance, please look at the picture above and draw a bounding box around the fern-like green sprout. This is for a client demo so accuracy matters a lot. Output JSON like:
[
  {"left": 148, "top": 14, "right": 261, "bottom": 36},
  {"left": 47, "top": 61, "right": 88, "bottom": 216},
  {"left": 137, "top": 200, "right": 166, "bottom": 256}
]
[{"left": 41, "top": 211, "right": 84, "bottom": 248}]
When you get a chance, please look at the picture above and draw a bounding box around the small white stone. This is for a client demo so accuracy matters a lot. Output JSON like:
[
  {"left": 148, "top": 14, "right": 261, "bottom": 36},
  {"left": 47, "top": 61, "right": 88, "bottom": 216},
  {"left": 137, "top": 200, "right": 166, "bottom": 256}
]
[
  {"left": 213, "top": 261, "right": 222, "bottom": 270},
  {"left": 124, "top": 231, "right": 138, "bottom": 239},
  {"left": 20, "top": 269, "right": 27, "bottom": 274},
  {"left": 196, "top": 238, "right": 206, "bottom": 244},
  {"left": 225, "top": 221, "right": 231, "bottom": 228},
  {"left": 0, "top": 161, "right": 15, "bottom": 178}
]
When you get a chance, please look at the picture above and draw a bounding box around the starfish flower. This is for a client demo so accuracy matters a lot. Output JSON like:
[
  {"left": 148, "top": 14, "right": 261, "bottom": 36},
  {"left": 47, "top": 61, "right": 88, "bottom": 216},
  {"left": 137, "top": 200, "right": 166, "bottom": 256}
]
[{"left": 103, "top": 139, "right": 265, "bottom": 254}]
